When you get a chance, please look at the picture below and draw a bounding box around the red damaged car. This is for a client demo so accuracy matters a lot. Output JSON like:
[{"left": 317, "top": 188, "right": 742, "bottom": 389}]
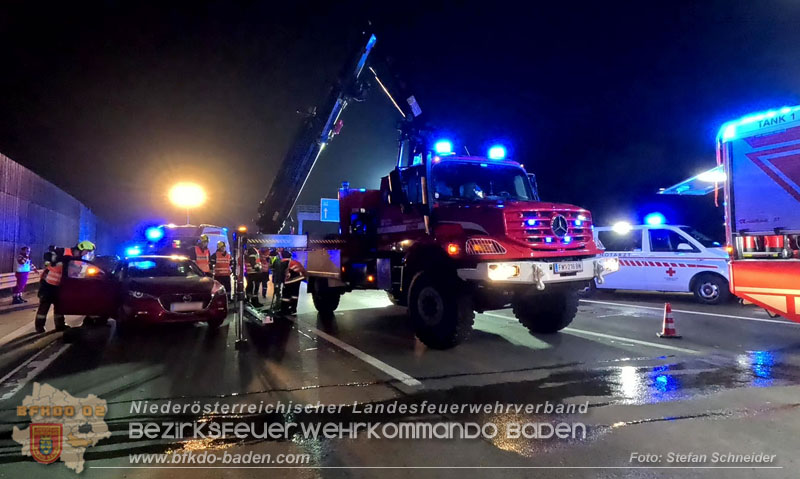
[{"left": 57, "top": 255, "right": 228, "bottom": 330}]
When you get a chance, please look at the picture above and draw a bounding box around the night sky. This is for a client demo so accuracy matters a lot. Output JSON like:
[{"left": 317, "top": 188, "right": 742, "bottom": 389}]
[{"left": 2, "top": 1, "right": 799, "bottom": 240}]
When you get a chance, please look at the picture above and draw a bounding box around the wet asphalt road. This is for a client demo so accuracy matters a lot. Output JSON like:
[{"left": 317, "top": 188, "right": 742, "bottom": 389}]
[{"left": 1, "top": 287, "right": 800, "bottom": 478}]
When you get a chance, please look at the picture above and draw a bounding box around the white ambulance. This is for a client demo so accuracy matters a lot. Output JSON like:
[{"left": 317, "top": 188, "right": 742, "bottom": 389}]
[{"left": 592, "top": 223, "right": 730, "bottom": 304}]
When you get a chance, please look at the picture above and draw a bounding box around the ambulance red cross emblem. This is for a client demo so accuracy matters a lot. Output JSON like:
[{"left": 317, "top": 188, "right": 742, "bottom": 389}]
[
  {"left": 30, "top": 423, "right": 62, "bottom": 464},
  {"left": 666, "top": 267, "right": 676, "bottom": 277}
]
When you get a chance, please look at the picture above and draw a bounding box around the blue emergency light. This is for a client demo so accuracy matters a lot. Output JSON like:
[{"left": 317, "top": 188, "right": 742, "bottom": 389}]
[
  {"left": 125, "top": 246, "right": 142, "bottom": 257},
  {"left": 145, "top": 226, "right": 164, "bottom": 241},
  {"left": 434, "top": 140, "right": 453, "bottom": 154},
  {"left": 645, "top": 212, "right": 666, "bottom": 226},
  {"left": 488, "top": 145, "right": 507, "bottom": 160}
]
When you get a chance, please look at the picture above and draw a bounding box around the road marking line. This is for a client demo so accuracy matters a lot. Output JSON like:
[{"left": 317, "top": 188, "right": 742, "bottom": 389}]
[
  {"left": 0, "top": 322, "right": 35, "bottom": 346},
  {"left": 562, "top": 328, "right": 700, "bottom": 354},
  {"left": 305, "top": 326, "right": 422, "bottom": 388},
  {"left": 580, "top": 299, "right": 799, "bottom": 326},
  {"left": 482, "top": 312, "right": 701, "bottom": 354},
  {"left": 0, "top": 343, "right": 71, "bottom": 401}
]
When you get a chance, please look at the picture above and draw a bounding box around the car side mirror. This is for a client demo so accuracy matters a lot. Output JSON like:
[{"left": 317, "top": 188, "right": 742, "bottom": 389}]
[
  {"left": 388, "top": 169, "right": 408, "bottom": 206},
  {"left": 677, "top": 243, "right": 694, "bottom": 251}
]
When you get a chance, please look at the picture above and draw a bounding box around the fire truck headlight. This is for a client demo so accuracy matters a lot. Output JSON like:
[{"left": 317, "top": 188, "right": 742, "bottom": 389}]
[{"left": 488, "top": 263, "right": 520, "bottom": 281}]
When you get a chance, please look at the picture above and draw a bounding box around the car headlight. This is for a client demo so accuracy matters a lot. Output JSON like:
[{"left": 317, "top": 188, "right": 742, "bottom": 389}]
[
  {"left": 600, "top": 257, "right": 620, "bottom": 273},
  {"left": 488, "top": 263, "right": 520, "bottom": 281}
]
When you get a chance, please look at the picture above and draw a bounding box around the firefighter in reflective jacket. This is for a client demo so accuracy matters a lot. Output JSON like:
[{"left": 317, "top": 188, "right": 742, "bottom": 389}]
[
  {"left": 244, "top": 246, "right": 263, "bottom": 307},
  {"left": 209, "top": 241, "right": 233, "bottom": 301},
  {"left": 35, "top": 240, "right": 96, "bottom": 333},
  {"left": 280, "top": 250, "right": 306, "bottom": 315},
  {"left": 190, "top": 235, "right": 212, "bottom": 274}
]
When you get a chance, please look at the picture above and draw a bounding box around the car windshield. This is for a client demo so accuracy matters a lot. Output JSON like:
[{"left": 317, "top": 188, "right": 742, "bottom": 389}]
[
  {"left": 679, "top": 226, "right": 721, "bottom": 248},
  {"left": 125, "top": 258, "right": 202, "bottom": 278},
  {"left": 432, "top": 162, "right": 533, "bottom": 202}
]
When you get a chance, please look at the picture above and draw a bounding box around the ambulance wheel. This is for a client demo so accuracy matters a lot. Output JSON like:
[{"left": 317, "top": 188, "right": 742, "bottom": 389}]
[
  {"left": 408, "top": 271, "right": 473, "bottom": 349},
  {"left": 692, "top": 273, "right": 730, "bottom": 305},
  {"left": 513, "top": 288, "right": 578, "bottom": 334}
]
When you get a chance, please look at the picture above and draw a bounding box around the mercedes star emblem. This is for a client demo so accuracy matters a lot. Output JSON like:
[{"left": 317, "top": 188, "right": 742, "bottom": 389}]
[
  {"left": 551, "top": 215, "right": 569, "bottom": 237},
  {"left": 182, "top": 294, "right": 193, "bottom": 302}
]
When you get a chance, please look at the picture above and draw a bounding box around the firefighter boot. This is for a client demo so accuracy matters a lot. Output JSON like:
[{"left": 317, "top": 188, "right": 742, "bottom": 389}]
[
  {"left": 54, "top": 314, "right": 69, "bottom": 332},
  {"left": 34, "top": 314, "right": 47, "bottom": 333}
]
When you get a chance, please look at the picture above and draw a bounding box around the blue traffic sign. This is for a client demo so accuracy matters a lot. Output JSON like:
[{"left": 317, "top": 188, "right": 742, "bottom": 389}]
[{"left": 320, "top": 198, "right": 340, "bottom": 223}]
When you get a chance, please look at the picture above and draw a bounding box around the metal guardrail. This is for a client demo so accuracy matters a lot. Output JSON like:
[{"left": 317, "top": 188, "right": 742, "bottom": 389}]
[{"left": 0, "top": 271, "right": 41, "bottom": 290}]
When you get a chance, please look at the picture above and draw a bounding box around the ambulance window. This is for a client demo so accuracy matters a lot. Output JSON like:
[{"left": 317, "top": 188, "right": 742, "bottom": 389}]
[
  {"left": 649, "top": 229, "right": 699, "bottom": 252},
  {"left": 597, "top": 230, "right": 642, "bottom": 252}
]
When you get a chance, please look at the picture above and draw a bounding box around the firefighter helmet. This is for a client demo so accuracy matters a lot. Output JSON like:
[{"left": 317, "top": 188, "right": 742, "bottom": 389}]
[
  {"left": 199, "top": 234, "right": 209, "bottom": 243},
  {"left": 217, "top": 240, "right": 226, "bottom": 248},
  {"left": 77, "top": 240, "right": 96, "bottom": 251}
]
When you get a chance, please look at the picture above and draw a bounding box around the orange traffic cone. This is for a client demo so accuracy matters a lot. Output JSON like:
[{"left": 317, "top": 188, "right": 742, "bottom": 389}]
[{"left": 657, "top": 302, "right": 681, "bottom": 338}]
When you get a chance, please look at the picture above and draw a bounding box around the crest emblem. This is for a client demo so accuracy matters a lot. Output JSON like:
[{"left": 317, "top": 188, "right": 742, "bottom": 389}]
[{"left": 30, "top": 423, "right": 62, "bottom": 464}]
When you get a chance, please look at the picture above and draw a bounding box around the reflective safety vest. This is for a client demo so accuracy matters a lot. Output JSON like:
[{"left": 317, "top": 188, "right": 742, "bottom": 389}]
[
  {"left": 214, "top": 252, "right": 232, "bottom": 275},
  {"left": 44, "top": 248, "right": 76, "bottom": 286},
  {"left": 244, "top": 253, "right": 262, "bottom": 275},
  {"left": 195, "top": 246, "right": 210, "bottom": 273}
]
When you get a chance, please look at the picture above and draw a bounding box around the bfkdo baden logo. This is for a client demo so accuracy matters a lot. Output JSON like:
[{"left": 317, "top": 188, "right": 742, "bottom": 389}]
[
  {"left": 12, "top": 382, "right": 111, "bottom": 473},
  {"left": 30, "top": 423, "right": 63, "bottom": 464}
]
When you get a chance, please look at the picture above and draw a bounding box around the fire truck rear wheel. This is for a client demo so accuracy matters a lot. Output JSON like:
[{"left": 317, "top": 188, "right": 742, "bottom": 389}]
[
  {"left": 408, "top": 271, "right": 474, "bottom": 349},
  {"left": 312, "top": 289, "right": 341, "bottom": 315},
  {"left": 513, "top": 288, "right": 578, "bottom": 334}
]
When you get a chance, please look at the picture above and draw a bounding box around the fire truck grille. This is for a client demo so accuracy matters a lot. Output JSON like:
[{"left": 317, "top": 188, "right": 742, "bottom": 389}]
[
  {"left": 504, "top": 210, "right": 592, "bottom": 250},
  {"left": 466, "top": 238, "right": 507, "bottom": 255}
]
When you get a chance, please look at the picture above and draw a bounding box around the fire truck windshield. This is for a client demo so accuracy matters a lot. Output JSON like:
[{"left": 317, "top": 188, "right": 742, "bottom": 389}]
[{"left": 432, "top": 161, "right": 533, "bottom": 202}]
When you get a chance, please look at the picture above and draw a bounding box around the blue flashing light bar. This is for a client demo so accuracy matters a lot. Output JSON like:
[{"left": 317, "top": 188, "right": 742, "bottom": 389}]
[
  {"left": 125, "top": 246, "right": 142, "bottom": 257},
  {"left": 434, "top": 140, "right": 453, "bottom": 154},
  {"left": 719, "top": 105, "right": 800, "bottom": 142},
  {"left": 145, "top": 226, "right": 164, "bottom": 242},
  {"left": 644, "top": 212, "right": 666, "bottom": 226},
  {"left": 488, "top": 145, "right": 507, "bottom": 160}
]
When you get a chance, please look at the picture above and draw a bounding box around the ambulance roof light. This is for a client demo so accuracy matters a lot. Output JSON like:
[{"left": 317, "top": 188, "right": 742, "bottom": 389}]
[
  {"left": 612, "top": 221, "right": 633, "bottom": 234},
  {"left": 644, "top": 212, "right": 666, "bottom": 226},
  {"left": 145, "top": 226, "right": 164, "bottom": 241}
]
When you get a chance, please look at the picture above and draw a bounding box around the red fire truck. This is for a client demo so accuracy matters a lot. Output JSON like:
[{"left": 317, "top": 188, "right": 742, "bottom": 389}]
[
  {"left": 251, "top": 29, "right": 619, "bottom": 348},
  {"left": 719, "top": 105, "right": 800, "bottom": 321}
]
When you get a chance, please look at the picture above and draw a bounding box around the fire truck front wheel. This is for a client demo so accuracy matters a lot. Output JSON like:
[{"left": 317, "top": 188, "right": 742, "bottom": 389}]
[
  {"left": 310, "top": 279, "right": 342, "bottom": 315},
  {"left": 512, "top": 288, "right": 578, "bottom": 334},
  {"left": 408, "top": 271, "right": 474, "bottom": 349}
]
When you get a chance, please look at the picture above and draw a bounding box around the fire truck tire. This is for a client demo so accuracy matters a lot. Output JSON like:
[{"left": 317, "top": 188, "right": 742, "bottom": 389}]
[
  {"left": 312, "top": 290, "right": 341, "bottom": 315},
  {"left": 513, "top": 288, "right": 578, "bottom": 334},
  {"left": 691, "top": 273, "right": 730, "bottom": 305},
  {"left": 408, "top": 271, "right": 473, "bottom": 349}
]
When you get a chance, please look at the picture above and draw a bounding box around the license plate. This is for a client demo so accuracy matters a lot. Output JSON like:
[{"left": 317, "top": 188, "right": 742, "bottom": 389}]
[
  {"left": 554, "top": 261, "right": 583, "bottom": 273},
  {"left": 170, "top": 301, "right": 203, "bottom": 312}
]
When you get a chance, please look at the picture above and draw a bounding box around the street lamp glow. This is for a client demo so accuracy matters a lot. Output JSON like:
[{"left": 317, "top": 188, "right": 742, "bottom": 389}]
[
  {"left": 169, "top": 182, "right": 206, "bottom": 224},
  {"left": 169, "top": 182, "right": 206, "bottom": 208}
]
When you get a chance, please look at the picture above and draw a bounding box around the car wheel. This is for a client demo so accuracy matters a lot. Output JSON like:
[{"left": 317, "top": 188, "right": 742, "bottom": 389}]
[
  {"left": 408, "top": 271, "right": 473, "bottom": 349},
  {"left": 692, "top": 274, "right": 730, "bottom": 305},
  {"left": 513, "top": 288, "right": 578, "bottom": 334},
  {"left": 207, "top": 317, "right": 225, "bottom": 328}
]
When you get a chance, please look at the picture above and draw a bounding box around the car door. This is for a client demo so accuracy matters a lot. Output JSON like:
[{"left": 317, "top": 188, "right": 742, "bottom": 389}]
[
  {"left": 644, "top": 227, "right": 701, "bottom": 292},
  {"left": 595, "top": 228, "right": 646, "bottom": 290},
  {"left": 57, "top": 258, "right": 120, "bottom": 316}
]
